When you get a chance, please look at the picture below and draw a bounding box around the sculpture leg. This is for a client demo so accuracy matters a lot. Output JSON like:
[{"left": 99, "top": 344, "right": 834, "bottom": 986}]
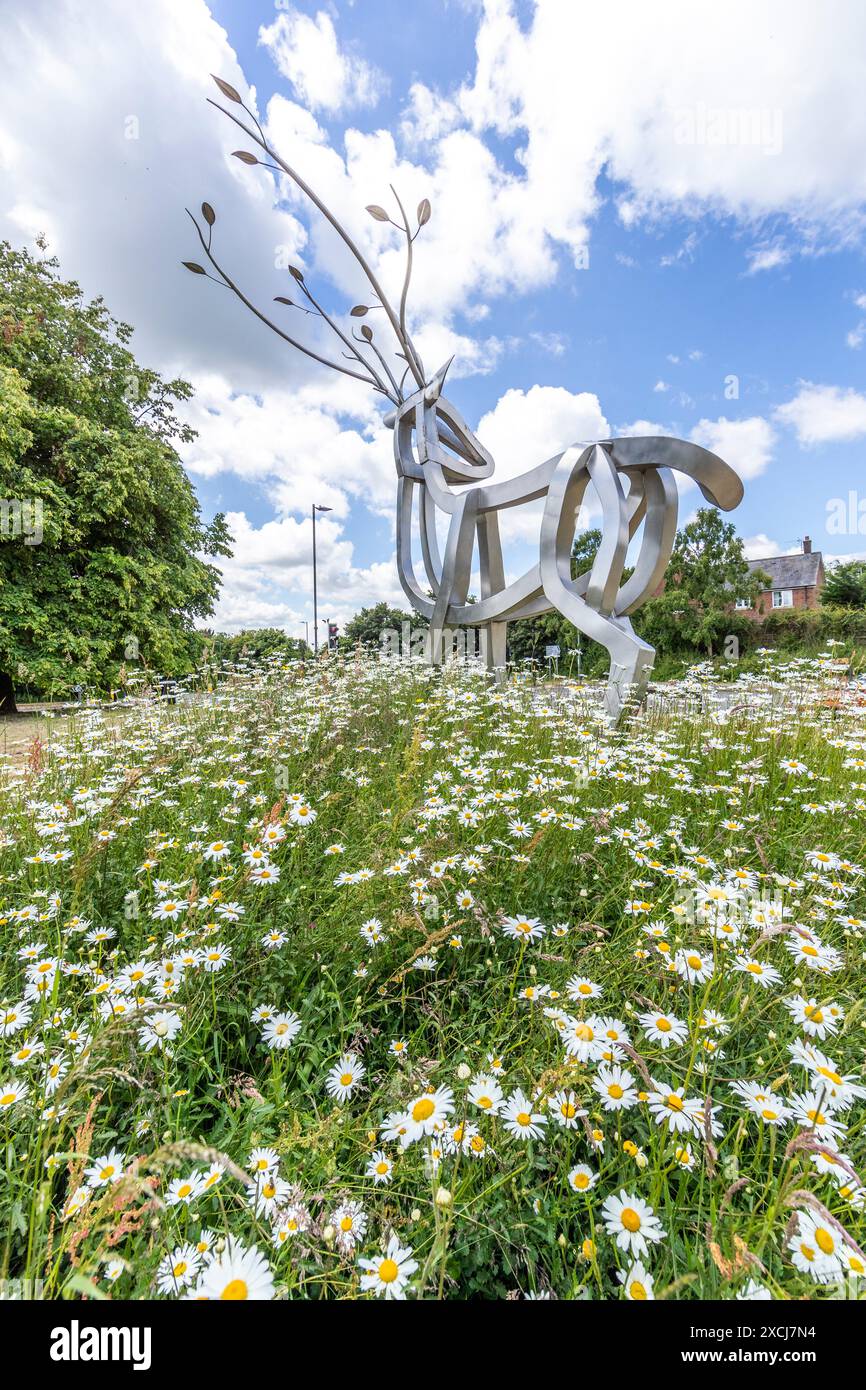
[
  {"left": 480, "top": 621, "right": 507, "bottom": 681},
  {"left": 538, "top": 444, "right": 655, "bottom": 724},
  {"left": 428, "top": 492, "right": 476, "bottom": 670},
  {"left": 603, "top": 639, "right": 655, "bottom": 720}
]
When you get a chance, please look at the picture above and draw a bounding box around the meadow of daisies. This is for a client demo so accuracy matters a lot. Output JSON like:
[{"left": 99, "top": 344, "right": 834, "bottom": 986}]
[{"left": 1, "top": 652, "right": 865, "bottom": 1302}]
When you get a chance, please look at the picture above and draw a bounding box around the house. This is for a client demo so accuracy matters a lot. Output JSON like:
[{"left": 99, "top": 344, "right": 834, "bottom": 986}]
[{"left": 737, "top": 536, "right": 825, "bottom": 618}]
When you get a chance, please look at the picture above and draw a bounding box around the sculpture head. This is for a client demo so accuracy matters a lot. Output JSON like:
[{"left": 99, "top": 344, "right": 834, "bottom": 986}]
[{"left": 384, "top": 357, "right": 495, "bottom": 484}]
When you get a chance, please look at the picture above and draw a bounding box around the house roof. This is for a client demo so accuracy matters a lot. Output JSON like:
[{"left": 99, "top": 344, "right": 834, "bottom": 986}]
[{"left": 747, "top": 551, "right": 823, "bottom": 589}]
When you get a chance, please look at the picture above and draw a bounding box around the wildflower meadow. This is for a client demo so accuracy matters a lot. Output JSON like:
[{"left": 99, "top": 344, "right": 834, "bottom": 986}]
[{"left": 1, "top": 651, "right": 865, "bottom": 1303}]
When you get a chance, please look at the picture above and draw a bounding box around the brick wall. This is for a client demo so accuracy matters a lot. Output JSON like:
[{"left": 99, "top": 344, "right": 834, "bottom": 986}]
[{"left": 745, "top": 585, "right": 818, "bottom": 618}]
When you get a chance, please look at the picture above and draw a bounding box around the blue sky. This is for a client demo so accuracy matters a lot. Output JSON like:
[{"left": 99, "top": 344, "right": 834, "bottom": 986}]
[{"left": 3, "top": 0, "right": 866, "bottom": 637}]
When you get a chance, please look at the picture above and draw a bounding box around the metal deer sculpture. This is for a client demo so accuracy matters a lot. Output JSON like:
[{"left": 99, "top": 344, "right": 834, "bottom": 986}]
[{"left": 186, "top": 76, "right": 744, "bottom": 720}]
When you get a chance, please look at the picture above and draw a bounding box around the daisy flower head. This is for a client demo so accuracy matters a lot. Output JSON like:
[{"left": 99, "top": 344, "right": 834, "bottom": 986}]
[
  {"left": 567, "top": 1163, "right": 597, "bottom": 1194},
  {"left": 157, "top": 1244, "right": 201, "bottom": 1294},
  {"left": 166, "top": 1172, "right": 206, "bottom": 1207},
  {"left": 358, "top": 1233, "right": 418, "bottom": 1300},
  {"left": 593, "top": 1064, "right": 638, "bottom": 1112},
  {"left": 331, "top": 1199, "right": 368, "bottom": 1254},
  {"left": 399, "top": 1086, "right": 454, "bottom": 1145},
  {"left": 84, "top": 1149, "right": 126, "bottom": 1188},
  {"left": 193, "top": 1240, "right": 275, "bottom": 1300},
  {"left": 566, "top": 975, "right": 603, "bottom": 1002},
  {"left": 0, "top": 1079, "right": 28, "bottom": 1112},
  {"left": 639, "top": 1009, "right": 689, "bottom": 1049},
  {"left": 468, "top": 1074, "right": 503, "bottom": 1114},
  {"left": 501, "top": 1088, "right": 547, "bottom": 1141},
  {"left": 366, "top": 1150, "right": 394, "bottom": 1184},
  {"left": 501, "top": 914, "right": 546, "bottom": 942},
  {"left": 601, "top": 1190, "right": 666, "bottom": 1257},
  {"left": 261, "top": 1011, "right": 302, "bottom": 1051},
  {"left": 326, "top": 1053, "right": 366, "bottom": 1104},
  {"left": 619, "top": 1261, "right": 655, "bottom": 1300},
  {"left": 548, "top": 1088, "right": 586, "bottom": 1129}
]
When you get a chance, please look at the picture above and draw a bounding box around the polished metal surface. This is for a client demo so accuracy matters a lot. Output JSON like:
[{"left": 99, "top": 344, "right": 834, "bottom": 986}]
[{"left": 391, "top": 364, "right": 744, "bottom": 720}]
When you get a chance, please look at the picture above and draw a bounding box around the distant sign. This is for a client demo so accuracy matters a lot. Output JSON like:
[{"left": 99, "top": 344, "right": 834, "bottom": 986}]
[{"left": 545, "top": 644, "right": 560, "bottom": 660}]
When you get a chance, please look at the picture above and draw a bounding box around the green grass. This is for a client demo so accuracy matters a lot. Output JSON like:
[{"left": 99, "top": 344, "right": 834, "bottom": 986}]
[{"left": 1, "top": 653, "right": 864, "bottom": 1300}]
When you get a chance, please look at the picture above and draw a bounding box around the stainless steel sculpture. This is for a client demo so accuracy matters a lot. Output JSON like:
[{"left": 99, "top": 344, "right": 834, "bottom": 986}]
[{"left": 186, "top": 77, "right": 744, "bottom": 720}]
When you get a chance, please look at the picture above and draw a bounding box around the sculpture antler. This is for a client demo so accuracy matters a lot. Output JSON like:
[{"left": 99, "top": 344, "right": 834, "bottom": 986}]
[{"left": 182, "top": 74, "right": 430, "bottom": 404}]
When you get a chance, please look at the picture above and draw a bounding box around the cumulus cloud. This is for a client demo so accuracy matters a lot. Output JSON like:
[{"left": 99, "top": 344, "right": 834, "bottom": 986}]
[
  {"left": 259, "top": 7, "right": 387, "bottom": 114},
  {"left": 742, "top": 533, "right": 784, "bottom": 560},
  {"left": 210, "top": 511, "right": 405, "bottom": 635},
  {"left": 774, "top": 383, "right": 866, "bottom": 445},
  {"left": 689, "top": 416, "right": 775, "bottom": 480}
]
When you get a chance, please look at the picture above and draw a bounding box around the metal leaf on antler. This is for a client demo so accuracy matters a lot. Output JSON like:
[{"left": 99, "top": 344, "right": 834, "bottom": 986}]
[{"left": 184, "top": 75, "right": 745, "bottom": 721}]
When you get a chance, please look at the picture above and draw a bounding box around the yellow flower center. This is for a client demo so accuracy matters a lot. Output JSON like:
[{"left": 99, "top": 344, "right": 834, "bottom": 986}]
[
  {"left": 378, "top": 1258, "right": 399, "bottom": 1284},
  {"left": 656, "top": 1018, "right": 671, "bottom": 1032},
  {"left": 608, "top": 1084, "right": 624, "bottom": 1100},
  {"left": 817, "top": 1066, "right": 842, "bottom": 1085},
  {"left": 621, "top": 1208, "right": 641, "bottom": 1233},
  {"left": 220, "top": 1279, "right": 248, "bottom": 1299},
  {"left": 815, "top": 1228, "right": 835, "bottom": 1255},
  {"left": 630, "top": 1280, "right": 647, "bottom": 1300},
  {"left": 412, "top": 1098, "right": 435, "bottom": 1122}
]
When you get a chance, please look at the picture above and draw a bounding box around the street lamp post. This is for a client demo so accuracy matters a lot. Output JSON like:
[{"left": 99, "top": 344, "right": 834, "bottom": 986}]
[{"left": 312, "top": 503, "right": 332, "bottom": 653}]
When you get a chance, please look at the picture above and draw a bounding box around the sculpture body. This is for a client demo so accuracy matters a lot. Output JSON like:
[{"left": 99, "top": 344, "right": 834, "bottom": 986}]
[{"left": 388, "top": 368, "right": 743, "bottom": 718}]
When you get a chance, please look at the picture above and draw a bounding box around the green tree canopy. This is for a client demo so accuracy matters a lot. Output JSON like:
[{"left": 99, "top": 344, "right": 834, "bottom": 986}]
[
  {"left": 342, "top": 602, "right": 422, "bottom": 648},
  {"left": 203, "top": 627, "right": 310, "bottom": 668},
  {"left": 637, "top": 507, "right": 767, "bottom": 658},
  {"left": 822, "top": 560, "right": 866, "bottom": 610},
  {"left": 0, "top": 241, "right": 231, "bottom": 712}
]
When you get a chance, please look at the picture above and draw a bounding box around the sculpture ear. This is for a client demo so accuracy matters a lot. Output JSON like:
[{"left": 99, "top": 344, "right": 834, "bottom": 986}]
[{"left": 424, "top": 356, "right": 454, "bottom": 405}]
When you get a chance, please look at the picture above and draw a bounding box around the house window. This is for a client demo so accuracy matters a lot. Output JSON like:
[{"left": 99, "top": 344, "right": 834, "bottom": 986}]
[
  {"left": 772, "top": 589, "right": 793, "bottom": 608},
  {"left": 735, "top": 598, "right": 751, "bottom": 609}
]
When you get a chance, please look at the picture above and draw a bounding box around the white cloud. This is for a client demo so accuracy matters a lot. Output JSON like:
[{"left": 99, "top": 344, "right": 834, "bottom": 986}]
[
  {"left": 742, "top": 533, "right": 784, "bottom": 560},
  {"left": 474, "top": 385, "right": 609, "bottom": 545},
  {"left": 774, "top": 383, "right": 866, "bottom": 445},
  {"left": 210, "top": 510, "right": 405, "bottom": 635},
  {"left": 476, "top": 384, "right": 609, "bottom": 482},
  {"left": 653, "top": 380, "right": 670, "bottom": 393},
  {"left": 745, "top": 244, "right": 790, "bottom": 274},
  {"left": 689, "top": 416, "right": 775, "bottom": 479},
  {"left": 182, "top": 375, "right": 395, "bottom": 519},
  {"left": 258, "top": 8, "right": 386, "bottom": 114}
]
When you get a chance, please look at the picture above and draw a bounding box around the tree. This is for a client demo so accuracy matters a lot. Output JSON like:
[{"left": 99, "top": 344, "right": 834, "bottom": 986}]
[
  {"left": 342, "top": 602, "right": 422, "bottom": 649},
  {"left": 0, "top": 242, "right": 231, "bottom": 712},
  {"left": 203, "top": 628, "right": 310, "bottom": 667},
  {"left": 822, "top": 561, "right": 866, "bottom": 610},
  {"left": 637, "top": 508, "right": 766, "bottom": 658}
]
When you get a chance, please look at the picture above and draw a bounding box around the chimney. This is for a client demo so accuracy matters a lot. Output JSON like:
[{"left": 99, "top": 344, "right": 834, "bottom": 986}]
[{"left": 803, "top": 535, "right": 812, "bottom": 554}]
